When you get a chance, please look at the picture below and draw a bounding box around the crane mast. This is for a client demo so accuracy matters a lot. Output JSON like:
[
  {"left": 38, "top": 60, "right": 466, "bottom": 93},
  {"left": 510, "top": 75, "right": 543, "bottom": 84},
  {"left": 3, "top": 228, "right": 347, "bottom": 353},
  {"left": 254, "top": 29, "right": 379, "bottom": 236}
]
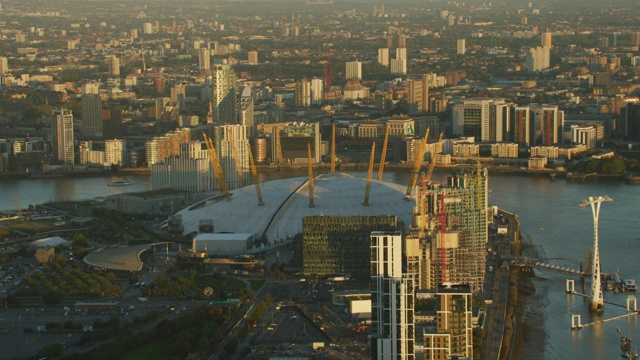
[
  {"left": 276, "top": 129, "right": 283, "bottom": 165},
  {"left": 247, "top": 143, "right": 264, "bottom": 206},
  {"left": 202, "top": 132, "right": 230, "bottom": 200},
  {"left": 230, "top": 135, "right": 245, "bottom": 185},
  {"left": 377, "top": 123, "right": 390, "bottom": 181},
  {"left": 307, "top": 143, "right": 315, "bottom": 208},
  {"left": 363, "top": 142, "right": 376, "bottom": 206},
  {"left": 331, "top": 122, "right": 336, "bottom": 175},
  {"left": 406, "top": 127, "right": 430, "bottom": 197}
]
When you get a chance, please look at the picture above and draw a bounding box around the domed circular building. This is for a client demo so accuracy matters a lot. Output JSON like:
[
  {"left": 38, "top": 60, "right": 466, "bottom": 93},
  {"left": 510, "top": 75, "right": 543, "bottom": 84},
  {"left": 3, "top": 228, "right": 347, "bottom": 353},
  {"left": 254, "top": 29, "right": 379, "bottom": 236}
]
[{"left": 174, "top": 172, "right": 413, "bottom": 245}]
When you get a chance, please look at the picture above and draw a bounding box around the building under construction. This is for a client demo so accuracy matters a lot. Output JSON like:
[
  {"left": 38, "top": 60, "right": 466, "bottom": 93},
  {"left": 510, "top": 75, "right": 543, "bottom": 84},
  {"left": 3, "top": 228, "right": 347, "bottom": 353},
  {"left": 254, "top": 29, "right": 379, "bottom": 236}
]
[{"left": 405, "top": 165, "right": 489, "bottom": 293}]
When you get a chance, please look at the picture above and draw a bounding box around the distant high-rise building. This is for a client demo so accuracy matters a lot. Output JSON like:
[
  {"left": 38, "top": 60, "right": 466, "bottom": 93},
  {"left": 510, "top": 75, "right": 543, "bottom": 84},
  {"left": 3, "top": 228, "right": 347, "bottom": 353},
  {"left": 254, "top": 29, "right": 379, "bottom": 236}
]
[
  {"left": 609, "top": 32, "right": 618, "bottom": 47},
  {"left": 632, "top": 31, "right": 640, "bottom": 47},
  {"left": 599, "top": 36, "right": 610, "bottom": 49},
  {"left": 512, "top": 106, "right": 531, "bottom": 145},
  {"left": 105, "top": 139, "right": 125, "bottom": 167},
  {"left": 171, "top": 85, "right": 186, "bottom": 110},
  {"left": 107, "top": 56, "right": 120, "bottom": 77},
  {"left": 81, "top": 94, "right": 103, "bottom": 137},
  {"left": 346, "top": 61, "right": 362, "bottom": 80},
  {"left": 390, "top": 59, "right": 407, "bottom": 75},
  {"left": 198, "top": 48, "right": 210, "bottom": 70},
  {"left": 395, "top": 47, "right": 407, "bottom": 60},
  {"left": 398, "top": 35, "right": 406, "bottom": 48},
  {"left": 247, "top": 50, "right": 258, "bottom": 65},
  {"left": 405, "top": 76, "right": 429, "bottom": 113},
  {"left": 238, "top": 86, "right": 255, "bottom": 131},
  {"left": 452, "top": 99, "right": 492, "bottom": 140},
  {"left": 378, "top": 48, "right": 390, "bottom": 66},
  {"left": 130, "top": 29, "right": 138, "bottom": 40},
  {"left": 525, "top": 46, "right": 550, "bottom": 72},
  {"left": 541, "top": 31, "right": 552, "bottom": 47},
  {"left": 370, "top": 231, "right": 415, "bottom": 360},
  {"left": 214, "top": 125, "right": 250, "bottom": 190},
  {"left": 310, "top": 78, "right": 324, "bottom": 105},
  {"left": 0, "top": 57, "right": 8, "bottom": 74},
  {"left": 295, "top": 79, "right": 311, "bottom": 107},
  {"left": 422, "top": 284, "right": 474, "bottom": 360},
  {"left": 155, "top": 97, "right": 171, "bottom": 120},
  {"left": 211, "top": 65, "right": 238, "bottom": 124},
  {"left": 623, "top": 103, "right": 640, "bottom": 141},
  {"left": 51, "top": 109, "right": 75, "bottom": 165},
  {"left": 530, "top": 105, "right": 563, "bottom": 146},
  {"left": 456, "top": 39, "right": 466, "bottom": 55},
  {"left": 387, "top": 35, "right": 394, "bottom": 49},
  {"left": 151, "top": 141, "right": 213, "bottom": 192},
  {"left": 143, "top": 23, "right": 153, "bottom": 34}
]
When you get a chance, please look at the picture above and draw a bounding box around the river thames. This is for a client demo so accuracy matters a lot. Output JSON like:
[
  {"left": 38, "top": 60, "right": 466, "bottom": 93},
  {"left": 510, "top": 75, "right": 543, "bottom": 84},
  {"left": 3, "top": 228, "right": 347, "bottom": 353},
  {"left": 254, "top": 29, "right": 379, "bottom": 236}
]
[{"left": 1, "top": 170, "right": 640, "bottom": 359}]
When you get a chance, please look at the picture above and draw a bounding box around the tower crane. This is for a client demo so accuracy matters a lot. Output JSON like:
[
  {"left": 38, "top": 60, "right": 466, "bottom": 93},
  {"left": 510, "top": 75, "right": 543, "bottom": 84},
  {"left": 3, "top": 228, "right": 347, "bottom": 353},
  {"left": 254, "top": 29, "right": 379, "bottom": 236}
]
[
  {"left": 202, "top": 132, "right": 230, "bottom": 200},
  {"left": 377, "top": 123, "right": 390, "bottom": 181},
  {"left": 247, "top": 143, "right": 264, "bottom": 206},
  {"left": 363, "top": 142, "right": 376, "bottom": 206}
]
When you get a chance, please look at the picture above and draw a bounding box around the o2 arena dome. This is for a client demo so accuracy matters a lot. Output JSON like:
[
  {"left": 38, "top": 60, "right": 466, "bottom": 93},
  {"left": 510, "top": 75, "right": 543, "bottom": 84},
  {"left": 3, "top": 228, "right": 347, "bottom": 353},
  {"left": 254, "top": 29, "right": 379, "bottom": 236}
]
[{"left": 174, "top": 172, "right": 414, "bottom": 242}]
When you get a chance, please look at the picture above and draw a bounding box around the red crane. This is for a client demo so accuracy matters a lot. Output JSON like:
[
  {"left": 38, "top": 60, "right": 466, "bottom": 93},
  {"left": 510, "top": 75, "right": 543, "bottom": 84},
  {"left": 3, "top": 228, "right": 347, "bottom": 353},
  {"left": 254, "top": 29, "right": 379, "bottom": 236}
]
[
  {"left": 324, "top": 50, "right": 333, "bottom": 88},
  {"left": 439, "top": 193, "right": 447, "bottom": 283}
]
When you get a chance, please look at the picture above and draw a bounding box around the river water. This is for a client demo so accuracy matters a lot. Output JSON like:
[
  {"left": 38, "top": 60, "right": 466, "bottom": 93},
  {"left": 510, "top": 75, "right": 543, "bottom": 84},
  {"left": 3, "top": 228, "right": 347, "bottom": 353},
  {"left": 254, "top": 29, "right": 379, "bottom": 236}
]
[{"left": 2, "top": 171, "right": 640, "bottom": 359}]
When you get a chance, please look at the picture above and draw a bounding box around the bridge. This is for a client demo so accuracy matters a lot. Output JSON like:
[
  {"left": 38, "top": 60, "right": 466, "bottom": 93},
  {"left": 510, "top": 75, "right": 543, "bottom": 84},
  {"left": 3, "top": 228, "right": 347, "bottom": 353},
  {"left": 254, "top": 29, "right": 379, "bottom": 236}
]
[{"left": 513, "top": 256, "right": 591, "bottom": 278}]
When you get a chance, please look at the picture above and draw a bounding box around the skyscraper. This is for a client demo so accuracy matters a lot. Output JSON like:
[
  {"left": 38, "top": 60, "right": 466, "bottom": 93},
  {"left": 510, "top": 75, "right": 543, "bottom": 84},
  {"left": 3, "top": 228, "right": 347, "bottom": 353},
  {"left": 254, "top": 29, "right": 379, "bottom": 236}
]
[
  {"left": 106, "top": 56, "right": 120, "bottom": 77},
  {"left": 530, "top": 105, "right": 563, "bottom": 146},
  {"left": 211, "top": 65, "right": 238, "bottom": 124},
  {"left": 198, "top": 48, "right": 210, "bottom": 70},
  {"left": 0, "top": 57, "right": 8, "bottom": 74},
  {"left": 456, "top": 39, "right": 466, "bottom": 55},
  {"left": 310, "top": 78, "right": 324, "bottom": 105},
  {"left": 541, "top": 31, "right": 552, "bottom": 47},
  {"left": 378, "top": 48, "right": 390, "bottom": 66},
  {"left": 371, "top": 231, "right": 415, "bottom": 360},
  {"left": 51, "top": 109, "right": 75, "bottom": 165},
  {"left": 390, "top": 59, "right": 407, "bottom": 75},
  {"left": 81, "top": 94, "right": 103, "bottom": 137},
  {"left": 452, "top": 99, "right": 492, "bottom": 140},
  {"left": 105, "top": 139, "right": 125, "bottom": 166},
  {"left": 395, "top": 47, "right": 407, "bottom": 60},
  {"left": 346, "top": 61, "right": 362, "bottom": 80},
  {"left": 214, "top": 125, "right": 250, "bottom": 190},
  {"left": 525, "top": 46, "right": 550, "bottom": 72},
  {"left": 238, "top": 86, "right": 254, "bottom": 132},
  {"left": 422, "top": 284, "right": 474, "bottom": 359},
  {"left": 295, "top": 79, "right": 311, "bottom": 107},
  {"left": 632, "top": 31, "right": 640, "bottom": 47}
]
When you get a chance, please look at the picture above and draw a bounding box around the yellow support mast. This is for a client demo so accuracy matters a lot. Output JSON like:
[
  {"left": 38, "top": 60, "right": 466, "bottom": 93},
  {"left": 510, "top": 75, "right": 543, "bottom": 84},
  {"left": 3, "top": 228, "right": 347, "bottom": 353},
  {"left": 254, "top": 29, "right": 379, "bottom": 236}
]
[
  {"left": 377, "top": 123, "right": 390, "bottom": 181},
  {"left": 331, "top": 122, "right": 336, "bottom": 175},
  {"left": 230, "top": 136, "right": 245, "bottom": 185},
  {"left": 425, "top": 131, "right": 444, "bottom": 184},
  {"left": 363, "top": 142, "right": 376, "bottom": 206},
  {"left": 307, "top": 143, "right": 315, "bottom": 208},
  {"left": 247, "top": 143, "right": 264, "bottom": 206},
  {"left": 276, "top": 128, "right": 283, "bottom": 165},
  {"left": 405, "top": 127, "right": 430, "bottom": 197},
  {"left": 202, "top": 132, "right": 230, "bottom": 200}
]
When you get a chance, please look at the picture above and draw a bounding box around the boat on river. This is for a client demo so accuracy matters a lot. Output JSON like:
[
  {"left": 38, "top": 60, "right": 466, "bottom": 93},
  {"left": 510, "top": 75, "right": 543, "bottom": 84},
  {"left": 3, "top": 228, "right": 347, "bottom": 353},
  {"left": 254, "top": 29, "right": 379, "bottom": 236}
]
[{"left": 108, "top": 180, "right": 135, "bottom": 186}]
